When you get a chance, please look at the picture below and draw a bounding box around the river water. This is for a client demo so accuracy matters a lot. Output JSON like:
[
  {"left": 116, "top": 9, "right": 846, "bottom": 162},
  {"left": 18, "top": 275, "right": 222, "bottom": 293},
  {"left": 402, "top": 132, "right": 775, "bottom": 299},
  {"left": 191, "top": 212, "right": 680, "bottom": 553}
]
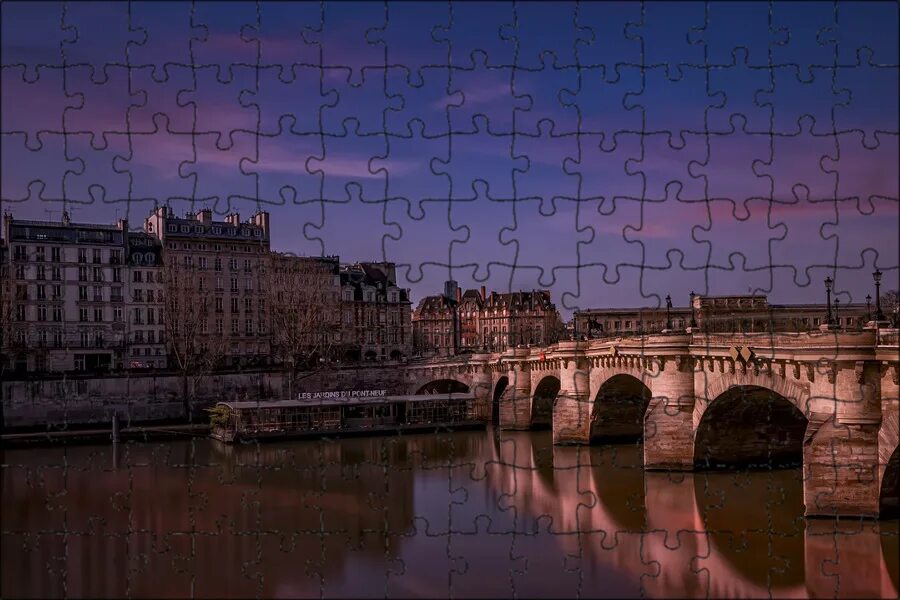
[{"left": 2, "top": 429, "right": 897, "bottom": 598}]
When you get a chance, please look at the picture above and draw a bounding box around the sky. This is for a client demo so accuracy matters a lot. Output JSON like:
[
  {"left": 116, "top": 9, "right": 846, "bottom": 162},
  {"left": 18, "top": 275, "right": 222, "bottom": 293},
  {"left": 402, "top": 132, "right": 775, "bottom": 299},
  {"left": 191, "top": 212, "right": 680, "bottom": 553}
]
[{"left": 1, "top": 1, "right": 898, "bottom": 318}]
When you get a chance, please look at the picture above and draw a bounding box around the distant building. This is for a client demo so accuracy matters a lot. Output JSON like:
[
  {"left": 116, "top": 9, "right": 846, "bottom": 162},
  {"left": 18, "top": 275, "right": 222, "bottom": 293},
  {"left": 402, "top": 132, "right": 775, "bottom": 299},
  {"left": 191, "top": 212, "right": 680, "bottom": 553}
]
[
  {"left": 574, "top": 294, "right": 870, "bottom": 337},
  {"left": 2, "top": 212, "right": 128, "bottom": 373},
  {"left": 144, "top": 207, "right": 272, "bottom": 367},
  {"left": 339, "top": 262, "right": 412, "bottom": 361},
  {"left": 412, "top": 283, "right": 564, "bottom": 356}
]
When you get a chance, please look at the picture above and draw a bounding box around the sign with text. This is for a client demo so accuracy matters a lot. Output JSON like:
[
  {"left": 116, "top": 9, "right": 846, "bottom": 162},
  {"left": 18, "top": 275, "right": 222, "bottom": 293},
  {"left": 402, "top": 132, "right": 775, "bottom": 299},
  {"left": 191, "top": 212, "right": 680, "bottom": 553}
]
[{"left": 298, "top": 390, "right": 387, "bottom": 401}]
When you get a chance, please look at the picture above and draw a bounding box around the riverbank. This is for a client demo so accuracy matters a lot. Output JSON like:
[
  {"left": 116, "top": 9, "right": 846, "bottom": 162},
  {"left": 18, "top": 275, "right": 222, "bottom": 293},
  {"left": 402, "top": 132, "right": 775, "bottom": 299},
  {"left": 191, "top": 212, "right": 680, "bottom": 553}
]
[{"left": 0, "top": 422, "right": 210, "bottom": 448}]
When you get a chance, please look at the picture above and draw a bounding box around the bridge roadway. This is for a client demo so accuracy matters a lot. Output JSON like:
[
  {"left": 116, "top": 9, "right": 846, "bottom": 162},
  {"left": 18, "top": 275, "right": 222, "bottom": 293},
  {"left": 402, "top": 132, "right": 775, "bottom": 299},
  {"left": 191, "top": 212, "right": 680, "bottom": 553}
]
[{"left": 402, "top": 329, "right": 900, "bottom": 518}]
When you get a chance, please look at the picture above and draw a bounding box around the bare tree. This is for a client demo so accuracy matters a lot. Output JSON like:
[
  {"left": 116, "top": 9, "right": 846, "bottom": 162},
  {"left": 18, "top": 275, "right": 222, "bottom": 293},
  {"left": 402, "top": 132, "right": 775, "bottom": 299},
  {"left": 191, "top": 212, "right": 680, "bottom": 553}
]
[
  {"left": 882, "top": 290, "right": 900, "bottom": 326},
  {"left": 264, "top": 254, "right": 341, "bottom": 400},
  {"left": 160, "top": 259, "right": 225, "bottom": 421}
]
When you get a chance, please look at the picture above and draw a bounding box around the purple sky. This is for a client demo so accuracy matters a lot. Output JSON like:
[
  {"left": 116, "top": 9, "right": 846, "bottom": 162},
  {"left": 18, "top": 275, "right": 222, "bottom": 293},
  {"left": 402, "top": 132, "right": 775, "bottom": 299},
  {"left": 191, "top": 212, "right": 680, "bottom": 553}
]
[{"left": 2, "top": 1, "right": 898, "bottom": 318}]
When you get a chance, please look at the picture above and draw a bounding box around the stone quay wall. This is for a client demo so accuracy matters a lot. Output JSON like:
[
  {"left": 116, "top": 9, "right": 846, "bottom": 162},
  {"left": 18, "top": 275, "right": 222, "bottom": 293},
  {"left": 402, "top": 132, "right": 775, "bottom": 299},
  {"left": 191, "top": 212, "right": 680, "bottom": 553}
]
[{"left": 1, "top": 365, "right": 409, "bottom": 429}]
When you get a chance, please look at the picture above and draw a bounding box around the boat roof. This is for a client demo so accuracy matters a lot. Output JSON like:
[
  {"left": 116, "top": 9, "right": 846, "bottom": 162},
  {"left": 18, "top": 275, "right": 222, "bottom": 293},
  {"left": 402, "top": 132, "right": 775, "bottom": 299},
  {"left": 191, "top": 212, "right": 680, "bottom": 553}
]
[{"left": 217, "top": 393, "right": 475, "bottom": 411}]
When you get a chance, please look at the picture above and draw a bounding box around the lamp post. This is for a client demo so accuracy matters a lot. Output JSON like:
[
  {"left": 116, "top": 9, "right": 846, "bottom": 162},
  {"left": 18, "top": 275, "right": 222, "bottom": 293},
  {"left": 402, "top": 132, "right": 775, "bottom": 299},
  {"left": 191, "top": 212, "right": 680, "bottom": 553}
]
[
  {"left": 824, "top": 277, "right": 834, "bottom": 325},
  {"left": 689, "top": 291, "right": 697, "bottom": 328},
  {"left": 866, "top": 294, "right": 872, "bottom": 322},
  {"left": 834, "top": 297, "right": 840, "bottom": 327},
  {"left": 873, "top": 269, "right": 885, "bottom": 321},
  {"left": 665, "top": 294, "right": 673, "bottom": 330}
]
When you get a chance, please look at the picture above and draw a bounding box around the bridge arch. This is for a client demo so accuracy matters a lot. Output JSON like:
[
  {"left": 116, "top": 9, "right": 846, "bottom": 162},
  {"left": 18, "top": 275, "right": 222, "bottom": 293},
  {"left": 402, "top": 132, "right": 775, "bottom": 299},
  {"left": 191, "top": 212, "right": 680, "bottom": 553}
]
[
  {"left": 532, "top": 375, "right": 561, "bottom": 429},
  {"left": 694, "top": 385, "right": 808, "bottom": 469},
  {"left": 415, "top": 379, "right": 470, "bottom": 395},
  {"left": 590, "top": 374, "right": 652, "bottom": 443},
  {"left": 492, "top": 376, "right": 509, "bottom": 424},
  {"left": 881, "top": 444, "right": 900, "bottom": 518}
]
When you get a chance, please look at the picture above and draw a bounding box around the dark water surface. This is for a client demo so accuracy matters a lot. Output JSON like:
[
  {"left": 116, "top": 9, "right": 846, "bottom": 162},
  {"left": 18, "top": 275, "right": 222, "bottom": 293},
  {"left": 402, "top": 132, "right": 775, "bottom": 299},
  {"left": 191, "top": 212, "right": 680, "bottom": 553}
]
[{"left": 2, "top": 429, "right": 897, "bottom": 598}]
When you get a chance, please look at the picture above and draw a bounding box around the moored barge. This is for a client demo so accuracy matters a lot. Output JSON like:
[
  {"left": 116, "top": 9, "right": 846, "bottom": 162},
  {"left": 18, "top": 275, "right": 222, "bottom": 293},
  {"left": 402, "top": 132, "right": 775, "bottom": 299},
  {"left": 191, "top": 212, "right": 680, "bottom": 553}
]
[{"left": 209, "top": 393, "right": 482, "bottom": 443}]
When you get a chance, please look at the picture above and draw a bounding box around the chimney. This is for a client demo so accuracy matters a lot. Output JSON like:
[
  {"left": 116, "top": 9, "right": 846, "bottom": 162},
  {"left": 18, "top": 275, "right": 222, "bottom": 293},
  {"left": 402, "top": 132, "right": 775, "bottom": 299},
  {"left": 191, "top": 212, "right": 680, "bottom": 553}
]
[
  {"left": 251, "top": 211, "right": 270, "bottom": 237},
  {"left": 62, "top": 211, "right": 71, "bottom": 226},
  {"left": 225, "top": 213, "right": 241, "bottom": 226},
  {"left": 456, "top": 287, "right": 462, "bottom": 303},
  {"left": 480, "top": 286, "right": 487, "bottom": 302},
  {"left": 197, "top": 208, "right": 212, "bottom": 224}
]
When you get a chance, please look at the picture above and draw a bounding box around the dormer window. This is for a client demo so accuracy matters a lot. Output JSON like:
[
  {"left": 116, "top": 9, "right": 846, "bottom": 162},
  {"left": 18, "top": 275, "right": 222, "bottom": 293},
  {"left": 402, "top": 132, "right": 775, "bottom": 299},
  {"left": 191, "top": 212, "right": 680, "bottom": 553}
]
[
  {"left": 194, "top": 225, "right": 203, "bottom": 233},
  {"left": 167, "top": 225, "right": 177, "bottom": 233},
  {"left": 213, "top": 226, "right": 221, "bottom": 234},
  {"left": 180, "top": 225, "right": 190, "bottom": 233}
]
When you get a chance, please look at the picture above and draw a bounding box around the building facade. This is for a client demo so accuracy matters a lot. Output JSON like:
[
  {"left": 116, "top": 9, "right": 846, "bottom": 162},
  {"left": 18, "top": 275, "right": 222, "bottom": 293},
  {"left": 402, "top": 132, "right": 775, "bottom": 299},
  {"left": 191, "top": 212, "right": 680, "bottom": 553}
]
[
  {"left": 339, "top": 262, "right": 412, "bottom": 361},
  {"left": 126, "top": 232, "right": 167, "bottom": 369},
  {"left": 412, "top": 283, "right": 564, "bottom": 356},
  {"left": 574, "top": 294, "right": 871, "bottom": 338},
  {"left": 144, "top": 207, "right": 272, "bottom": 367},
  {"left": 2, "top": 213, "right": 128, "bottom": 373}
]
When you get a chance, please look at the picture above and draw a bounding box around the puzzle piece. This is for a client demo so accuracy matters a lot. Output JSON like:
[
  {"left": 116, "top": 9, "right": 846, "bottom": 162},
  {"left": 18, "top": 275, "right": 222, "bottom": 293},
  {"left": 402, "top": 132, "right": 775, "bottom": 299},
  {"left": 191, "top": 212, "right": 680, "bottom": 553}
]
[{"left": 2, "top": 1, "right": 899, "bottom": 598}]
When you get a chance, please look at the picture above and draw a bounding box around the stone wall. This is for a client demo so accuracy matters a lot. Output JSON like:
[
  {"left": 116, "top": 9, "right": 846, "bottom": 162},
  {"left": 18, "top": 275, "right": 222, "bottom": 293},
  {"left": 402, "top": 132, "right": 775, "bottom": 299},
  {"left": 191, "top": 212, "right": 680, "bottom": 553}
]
[{"left": 1, "top": 366, "right": 409, "bottom": 429}]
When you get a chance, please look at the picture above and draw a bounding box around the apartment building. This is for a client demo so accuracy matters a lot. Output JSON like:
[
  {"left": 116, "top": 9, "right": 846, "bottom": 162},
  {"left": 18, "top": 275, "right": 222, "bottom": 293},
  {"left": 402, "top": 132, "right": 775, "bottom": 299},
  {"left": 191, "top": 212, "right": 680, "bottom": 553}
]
[
  {"left": 339, "top": 262, "right": 412, "bottom": 361},
  {"left": 2, "top": 212, "right": 128, "bottom": 373},
  {"left": 412, "top": 283, "right": 564, "bottom": 356},
  {"left": 126, "top": 232, "right": 167, "bottom": 369},
  {"left": 144, "top": 207, "right": 272, "bottom": 367}
]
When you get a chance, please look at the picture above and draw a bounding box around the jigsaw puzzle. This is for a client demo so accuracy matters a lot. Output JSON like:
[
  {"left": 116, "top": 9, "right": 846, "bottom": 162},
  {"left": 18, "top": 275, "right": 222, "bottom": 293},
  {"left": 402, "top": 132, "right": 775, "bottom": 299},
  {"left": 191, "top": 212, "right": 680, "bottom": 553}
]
[{"left": 1, "top": 1, "right": 899, "bottom": 598}]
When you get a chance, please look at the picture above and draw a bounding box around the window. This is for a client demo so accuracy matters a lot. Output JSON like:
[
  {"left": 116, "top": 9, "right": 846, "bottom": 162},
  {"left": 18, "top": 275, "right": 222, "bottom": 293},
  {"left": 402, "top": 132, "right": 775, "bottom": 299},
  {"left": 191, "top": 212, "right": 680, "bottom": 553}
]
[
  {"left": 243, "top": 259, "right": 251, "bottom": 272},
  {"left": 79, "top": 308, "right": 89, "bottom": 322},
  {"left": 230, "top": 297, "right": 239, "bottom": 313},
  {"left": 244, "top": 278, "right": 252, "bottom": 291},
  {"left": 36, "top": 266, "right": 46, "bottom": 281},
  {"left": 134, "top": 308, "right": 143, "bottom": 325},
  {"left": 78, "top": 266, "right": 88, "bottom": 281},
  {"left": 93, "top": 286, "right": 103, "bottom": 302},
  {"left": 133, "top": 289, "right": 144, "bottom": 302},
  {"left": 51, "top": 247, "right": 61, "bottom": 262},
  {"left": 16, "top": 305, "right": 25, "bottom": 321},
  {"left": 112, "top": 267, "right": 121, "bottom": 282},
  {"left": 114, "top": 307, "right": 123, "bottom": 322},
  {"left": 245, "top": 319, "right": 253, "bottom": 335},
  {"left": 147, "top": 308, "right": 156, "bottom": 324},
  {"left": 92, "top": 267, "right": 103, "bottom": 282},
  {"left": 231, "top": 319, "right": 238, "bottom": 335},
  {"left": 198, "top": 278, "right": 206, "bottom": 292},
  {"left": 147, "top": 290, "right": 154, "bottom": 302},
  {"left": 94, "top": 307, "right": 103, "bottom": 322},
  {"left": 148, "top": 330, "right": 155, "bottom": 343},
  {"left": 93, "top": 249, "right": 102, "bottom": 264},
  {"left": 244, "top": 298, "right": 252, "bottom": 312},
  {"left": 258, "top": 299, "right": 265, "bottom": 313},
  {"left": 52, "top": 307, "right": 62, "bottom": 322},
  {"left": 215, "top": 297, "right": 224, "bottom": 313},
  {"left": 183, "top": 256, "right": 193, "bottom": 267},
  {"left": 200, "top": 319, "right": 209, "bottom": 334},
  {"left": 111, "top": 286, "right": 122, "bottom": 301},
  {"left": 52, "top": 266, "right": 62, "bottom": 281},
  {"left": 231, "top": 278, "right": 238, "bottom": 292},
  {"left": 135, "top": 330, "right": 144, "bottom": 343},
  {"left": 199, "top": 257, "right": 207, "bottom": 270},
  {"left": 37, "top": 305, "right": 47, "bottom": 321},
  {"left": 78, "top": 286, "right": 88, "bottom": 301},
  {"left": 15, "top": 265, "right": 25, "bottom": 280},
  {"left": 168, "top": 224, "right": 177, "bottom": 233},
  {"left": 214, "top": 257, "right": 222, "bottom": 271},
  {"left": 36, "top": 284, "right": 46, "bottom": 300},
  {"left": 53, "top": 331, "right": 63, "bottom": 347},
  {"left": 78, "top": 248, "right": 87, "bottom": 263},
  {"left": 133, "top": 271, "right": 143, "bottom": 283},
  {"left": 110, "top": 249, "right": 121, "bottom": 264},
  {"left": 216, "top": 319, "right": 224, "bottom": 334},
  {"left": 95, "top": 332, "right": 104, "bottom": 347},
  {"left": 229, "top": 258, "right": 238, "bottom": 271},
  {"left": 215, "top": 277, "right": 223, "bottom": 291}
]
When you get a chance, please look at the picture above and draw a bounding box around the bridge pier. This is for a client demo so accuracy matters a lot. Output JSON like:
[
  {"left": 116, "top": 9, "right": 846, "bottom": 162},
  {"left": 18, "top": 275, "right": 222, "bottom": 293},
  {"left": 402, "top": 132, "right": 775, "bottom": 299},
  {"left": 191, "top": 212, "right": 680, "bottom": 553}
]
[
  {"left": 552, "top": 342, "right": 591, "bottom": 444},
  {"left": 499, "top": 350, "right": 532, "bottom": 430},
  {"left": 644, "top": 356, "right": 696, "bottom": 471}
]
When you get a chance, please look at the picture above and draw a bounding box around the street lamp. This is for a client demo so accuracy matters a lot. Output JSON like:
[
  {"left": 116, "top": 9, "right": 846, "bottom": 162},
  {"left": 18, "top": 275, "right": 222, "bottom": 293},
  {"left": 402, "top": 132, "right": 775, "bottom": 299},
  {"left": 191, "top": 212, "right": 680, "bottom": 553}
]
[
  {"left": 665, "top": 294, "right": 673, "bottom": 330},
  {"left": 873, "top": 269, "right": 885, "bottom": 321},
  {"left": 866, "top": 294, "right": 872, "bottom": 322},
  {"left": 834, "top": 297, "right": 841, "bottom": 326},
  {"left": 824, "top": 277, "right": 834, "bottom": 325}
]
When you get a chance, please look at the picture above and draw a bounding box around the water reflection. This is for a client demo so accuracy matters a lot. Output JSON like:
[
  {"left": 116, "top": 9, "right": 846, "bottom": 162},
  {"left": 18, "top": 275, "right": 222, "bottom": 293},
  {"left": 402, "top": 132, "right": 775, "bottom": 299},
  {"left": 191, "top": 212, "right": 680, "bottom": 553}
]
[{"left": 2, "top": 430, "right": 897, "bottom": 598}]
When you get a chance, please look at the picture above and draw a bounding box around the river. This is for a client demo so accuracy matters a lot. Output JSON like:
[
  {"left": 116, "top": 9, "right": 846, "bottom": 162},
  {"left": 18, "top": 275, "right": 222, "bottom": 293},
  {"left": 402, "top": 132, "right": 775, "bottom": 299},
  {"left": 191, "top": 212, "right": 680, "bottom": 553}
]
[{"left": 2, "top": 429, "right": 897, "bottom": 598}]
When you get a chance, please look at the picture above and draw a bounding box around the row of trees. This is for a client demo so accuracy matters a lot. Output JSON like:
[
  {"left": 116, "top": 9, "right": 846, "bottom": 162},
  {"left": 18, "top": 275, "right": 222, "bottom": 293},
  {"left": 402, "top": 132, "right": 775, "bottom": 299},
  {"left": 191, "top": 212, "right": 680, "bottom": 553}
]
[{"left": 159, "top": 254, "right": 339, "bottom": 419}]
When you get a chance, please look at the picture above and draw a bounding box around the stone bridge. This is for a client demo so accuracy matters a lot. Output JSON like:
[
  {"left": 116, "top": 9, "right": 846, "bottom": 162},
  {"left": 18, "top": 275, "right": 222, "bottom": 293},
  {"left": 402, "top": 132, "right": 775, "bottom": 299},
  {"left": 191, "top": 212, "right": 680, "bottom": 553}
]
[{"left": 403, "top": 329, "right": 900, "bottom": 518}]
